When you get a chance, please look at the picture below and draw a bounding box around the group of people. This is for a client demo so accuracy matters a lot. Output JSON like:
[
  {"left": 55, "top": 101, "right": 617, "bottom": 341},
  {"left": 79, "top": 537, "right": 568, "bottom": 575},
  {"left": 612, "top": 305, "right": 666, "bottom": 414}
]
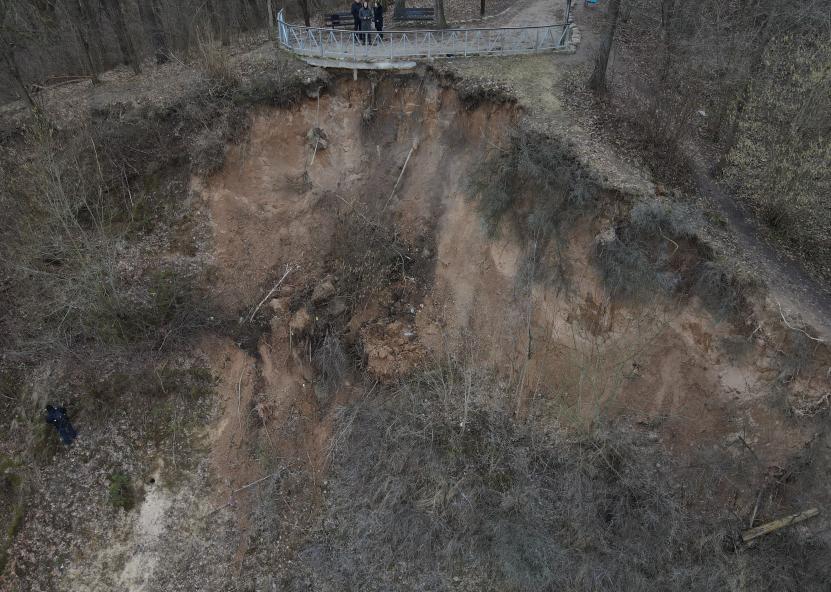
[{"left": 351, "top": 0, "right": 385, "bottom": 44}]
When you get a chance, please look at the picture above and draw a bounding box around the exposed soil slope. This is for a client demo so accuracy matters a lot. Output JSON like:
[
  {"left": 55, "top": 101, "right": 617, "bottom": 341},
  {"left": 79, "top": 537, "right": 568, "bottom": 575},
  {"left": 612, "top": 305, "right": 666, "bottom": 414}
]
[
  {"left": 185, "top": 75, "right": 831, "bottom": 587},
  {"left": 3, "top": 64, "right": 830, "bottom": 591}
]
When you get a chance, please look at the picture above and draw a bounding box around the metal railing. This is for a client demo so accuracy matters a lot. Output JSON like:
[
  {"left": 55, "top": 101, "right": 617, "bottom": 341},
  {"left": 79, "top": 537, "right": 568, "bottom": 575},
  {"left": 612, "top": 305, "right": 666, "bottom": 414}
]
[{"left": 276, "top": 9, "right": 570, "bottom": 62}]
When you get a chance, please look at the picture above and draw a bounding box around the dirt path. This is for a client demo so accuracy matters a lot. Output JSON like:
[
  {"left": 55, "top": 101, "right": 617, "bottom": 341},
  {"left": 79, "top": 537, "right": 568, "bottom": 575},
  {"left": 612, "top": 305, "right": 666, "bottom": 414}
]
[
  {"left": 499, "top": 0, "right": 564, "bottom": 27},
  {"left": 691, "top": 157, "right": 831, "bottom": 341}
]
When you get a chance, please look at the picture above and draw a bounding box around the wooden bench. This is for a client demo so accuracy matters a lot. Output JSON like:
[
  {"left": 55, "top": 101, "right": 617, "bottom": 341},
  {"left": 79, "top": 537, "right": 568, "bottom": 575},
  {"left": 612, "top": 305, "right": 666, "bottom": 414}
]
[
  {"left": 324, "top": 12, "right": 355, "bottom": 28},
  {"left": 393, "top": 7, "right": 435, "bottom": 21}
]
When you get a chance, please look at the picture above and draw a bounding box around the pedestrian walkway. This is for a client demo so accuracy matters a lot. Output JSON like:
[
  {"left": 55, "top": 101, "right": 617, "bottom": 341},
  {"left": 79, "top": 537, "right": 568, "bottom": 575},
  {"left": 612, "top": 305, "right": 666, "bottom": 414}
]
[{"left": 276, "top": 6, "right": 573, "bottom": 68}]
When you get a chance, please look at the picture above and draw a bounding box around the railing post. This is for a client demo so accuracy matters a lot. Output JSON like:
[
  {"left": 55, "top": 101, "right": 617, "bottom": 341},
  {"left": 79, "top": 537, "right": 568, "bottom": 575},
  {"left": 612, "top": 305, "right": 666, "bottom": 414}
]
[{"left": 557, "top": 23, "right": 569, "bottom": 48}]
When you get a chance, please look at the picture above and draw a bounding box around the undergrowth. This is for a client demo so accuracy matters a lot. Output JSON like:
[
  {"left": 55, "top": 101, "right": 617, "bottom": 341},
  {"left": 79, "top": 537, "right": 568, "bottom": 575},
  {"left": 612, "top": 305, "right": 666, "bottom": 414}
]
[
  {"left": 107, "top": 472, "right": 135, "bottom": 511},
  {"left": 0, "top": 457, "right": 24, "bottom": 574},
  {"left": 287, "top": 364, "right": 828, "bottom": 591},
  {"left": 470, "top": 128, "right": 596, "bottom": 290},
  {"left": 0, "top": 59, "right": 323, "bottom": 365},
  {"left": 594, "top": 199, "right": 756, "bottom": 322},
  {"left": 470, "top": 127, "right": 757, "bottom": 324}
]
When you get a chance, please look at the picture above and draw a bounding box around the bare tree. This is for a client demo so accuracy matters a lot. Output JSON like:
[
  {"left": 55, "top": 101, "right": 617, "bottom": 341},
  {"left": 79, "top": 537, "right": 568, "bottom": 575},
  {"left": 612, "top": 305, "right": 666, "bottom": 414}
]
[
  {"left": 100, "top": 0, "right": 141, "bottom": 73},
  {"left": 434, "top": 0, "right": 447, "bottom": 28},
  {"left": 298, "top": 0, "right": 311, "bottom": 27},
  {"left": 138, "top": 0, "right": 168, "bottom": 64},
  {"left": 589, "top": 0, "right": 621, "bottom": 93},
  {"left": 0, "top": 1, "right": 36, "bottom": 106},
  {"left": 714, "top": 0, "right": 775, "bottom": 172}
]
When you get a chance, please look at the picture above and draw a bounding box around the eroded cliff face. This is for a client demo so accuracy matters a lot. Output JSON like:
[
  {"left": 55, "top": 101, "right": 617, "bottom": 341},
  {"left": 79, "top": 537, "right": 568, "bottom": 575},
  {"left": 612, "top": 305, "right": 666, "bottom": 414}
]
[{"left": 30, "top": 73, "right": 830, "bottom": 591}]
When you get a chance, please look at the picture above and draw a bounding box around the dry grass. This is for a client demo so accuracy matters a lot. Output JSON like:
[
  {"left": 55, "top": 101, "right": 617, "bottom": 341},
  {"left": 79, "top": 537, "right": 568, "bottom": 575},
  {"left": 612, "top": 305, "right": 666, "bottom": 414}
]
[
  {"left": 0, "top": 58, "right": 325, "bottom": 365},
  {"left": 0, "top": 115, "right": 210, "bottom": 360},
  {"left": 282, "top": 362, "right": 829, "bottom": 591},
  {"left": 594, "top": 197, "right": 756, "bottom": 322},
  {"left": 313, "top": 331, "right": 348, "bottom": 397}
]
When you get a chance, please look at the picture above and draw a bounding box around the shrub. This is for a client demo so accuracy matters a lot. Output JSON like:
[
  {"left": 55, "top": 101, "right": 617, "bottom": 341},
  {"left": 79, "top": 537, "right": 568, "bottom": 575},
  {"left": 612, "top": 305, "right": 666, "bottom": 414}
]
[
  {"left": 470, "top": 129, "right": 583, "bottom": 237},
  {"left": 759, "top": 198, "right": 796, "bottom": 234},
  {"left": 286, "top": 365, "right": 830, "bottom": 591},
  {"left": 594, "top": 229, "right": 656, "bottom": 299},
  {"left": 593, "top": 199, "right": 753, "bottom": 321},
  {"left": 284, "top": 368, "right": 828, "bottom": 591},
  {"left": 107, "top": 472, "right": 135, "bottom": 511},
  {"left": 692, "top": 260, "right": 754, "bottom": 322},
  {"left": 628, "top": 199, "right": 700, "bottom": 241},
  {"left": 471, "top": 129, "right": 599, "bottom": 293},
  {"left": 312, "top": 331, "right": 348, "bottom": 399}
]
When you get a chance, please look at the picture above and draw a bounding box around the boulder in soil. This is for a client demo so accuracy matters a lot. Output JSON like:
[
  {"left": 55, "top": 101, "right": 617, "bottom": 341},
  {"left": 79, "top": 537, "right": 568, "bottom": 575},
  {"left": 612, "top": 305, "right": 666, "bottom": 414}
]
[{"left": 311, "top": 279, "right": 336, "bottom": 304}]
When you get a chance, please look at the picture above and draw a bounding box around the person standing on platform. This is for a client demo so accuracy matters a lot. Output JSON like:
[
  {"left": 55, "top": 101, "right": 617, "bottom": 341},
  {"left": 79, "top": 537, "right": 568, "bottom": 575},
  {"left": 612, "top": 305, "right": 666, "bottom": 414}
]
[{"left": 373, "top": 0, "right": 385, "bottom": 41}]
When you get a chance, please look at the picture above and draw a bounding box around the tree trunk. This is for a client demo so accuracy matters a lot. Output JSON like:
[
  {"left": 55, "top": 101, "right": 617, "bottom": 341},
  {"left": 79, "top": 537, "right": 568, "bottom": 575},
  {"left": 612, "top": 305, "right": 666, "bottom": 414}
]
[
  {"left": 708, "top": 87, "right": 733, "bottom": 141},
  {"left": 101, "top": 0, "right": 141, "bottom": 73},
  {"left": 267, "top": 0, "right": 275, "bottom": 33},
  {"left": 0, "top": 41, "right": 35, "bottom": 107},
  {"left": 67, "top": 0, "right": 103, "bottom": 83},
  {"left": 244, "top": 0, "right": 263, "bottom": 31},
  {"left": 297, "top": 0, "right": 311, "bottom": 26},
  {"left": 81, "top": 0, "right": 105, "bottom": 71},
  {"left": 588, "top": 0, "right": 621, "bottom": 94},
  {"left": 715, "top": 10, "right": 774, "bottom": 173},
  {"left": 219, "top": 0, "right": 233, "bottom": 45},
  {"left": 138, "top": 0, "right": 168, "bottom": 64},
  {"left": 205, "top": 0, "right": 223, "bottom": 41},
  {"left": 658, "top": 0, "right": 677, "bottom": 82},
  {"left": 78, "top": 31, "right": 100, "bottom": 81},
  {"left": 434, "top": 0, "right": 447, "bottom": 28}
]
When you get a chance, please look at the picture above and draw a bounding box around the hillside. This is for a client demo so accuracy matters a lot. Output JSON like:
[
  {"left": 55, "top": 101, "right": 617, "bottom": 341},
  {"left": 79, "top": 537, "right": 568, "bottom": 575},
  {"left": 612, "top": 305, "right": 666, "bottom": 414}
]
[{"left": 1, "top": 1, "right": 830, "bottom": 590}]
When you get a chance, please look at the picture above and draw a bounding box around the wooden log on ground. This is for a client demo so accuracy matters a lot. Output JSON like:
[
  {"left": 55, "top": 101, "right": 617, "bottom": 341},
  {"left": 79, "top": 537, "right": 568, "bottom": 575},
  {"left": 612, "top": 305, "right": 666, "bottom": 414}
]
[{"left": 741, "top": 508, "right": 819, "bottom": 543}]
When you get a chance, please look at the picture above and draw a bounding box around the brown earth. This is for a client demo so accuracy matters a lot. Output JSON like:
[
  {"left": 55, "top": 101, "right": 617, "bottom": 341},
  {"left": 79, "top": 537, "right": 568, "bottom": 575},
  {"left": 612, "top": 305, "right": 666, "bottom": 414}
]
[
  {"left": 198, "top": 73, "right": 831, "bottom": 539},
  {"left": 5, "top": 68, "right": 830, "bottom": 591}
]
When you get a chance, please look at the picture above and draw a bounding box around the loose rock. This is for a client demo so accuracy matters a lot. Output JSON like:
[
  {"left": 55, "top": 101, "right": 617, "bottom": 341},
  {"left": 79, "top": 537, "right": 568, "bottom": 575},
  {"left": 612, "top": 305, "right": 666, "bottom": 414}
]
[{"left": 311, "top": 280, "right": 336, "bottom": 304}]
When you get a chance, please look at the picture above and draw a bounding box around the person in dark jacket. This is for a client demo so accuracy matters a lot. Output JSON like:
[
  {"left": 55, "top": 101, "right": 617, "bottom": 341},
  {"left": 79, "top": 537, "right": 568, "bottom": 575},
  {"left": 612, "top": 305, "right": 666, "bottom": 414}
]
[
  {"left": 373, "top": 0, "right": 384, "bottom": 41},
  {"left": 351, "top": 0, "right": 361, "bottom": 35},
  {"left": 359, "top": 0, "right": 373, "bottom": 44},
  {"left": 45, "top": 405, "right": 77, "bottom": 445}
]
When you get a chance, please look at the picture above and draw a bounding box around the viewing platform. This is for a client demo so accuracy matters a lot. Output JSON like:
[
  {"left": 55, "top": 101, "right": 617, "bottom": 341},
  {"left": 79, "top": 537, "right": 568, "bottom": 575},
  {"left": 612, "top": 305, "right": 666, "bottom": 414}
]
[{"left": 275, "top": 8, "right": 573, "bottom": 69}]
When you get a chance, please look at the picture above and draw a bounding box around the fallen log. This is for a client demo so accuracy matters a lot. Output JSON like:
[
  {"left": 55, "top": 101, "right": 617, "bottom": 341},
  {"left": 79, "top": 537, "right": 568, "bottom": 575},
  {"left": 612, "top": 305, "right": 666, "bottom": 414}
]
[{"left": 741, "top": 508, "right": 819, "bottom": 543}]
